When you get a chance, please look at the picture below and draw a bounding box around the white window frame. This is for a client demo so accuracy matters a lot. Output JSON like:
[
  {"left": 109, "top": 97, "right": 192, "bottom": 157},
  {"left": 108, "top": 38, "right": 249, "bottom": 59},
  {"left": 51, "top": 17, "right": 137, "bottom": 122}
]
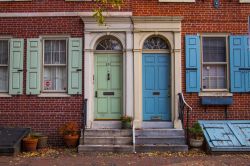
[
  {"left": 200, "top": 34, "right": 229, "bottom": 92},
  {"left": 239, "top": 0, "right": 250, "bottom": 3},
  {"left": 0, "top": 39, "right": 9, "bottom": 93},
  {"left": 42, "top": 38, "right": 68, "bottom": 93}
]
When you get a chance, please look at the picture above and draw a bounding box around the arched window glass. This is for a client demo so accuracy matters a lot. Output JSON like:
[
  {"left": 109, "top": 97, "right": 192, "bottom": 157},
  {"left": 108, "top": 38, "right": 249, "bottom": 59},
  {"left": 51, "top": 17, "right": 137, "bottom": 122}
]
[
  {"left": 143, "top": 37, "right": 168, "bottom": 49},
  {"left": 96, "top": 38, "right": 122, "bottom": 51}
]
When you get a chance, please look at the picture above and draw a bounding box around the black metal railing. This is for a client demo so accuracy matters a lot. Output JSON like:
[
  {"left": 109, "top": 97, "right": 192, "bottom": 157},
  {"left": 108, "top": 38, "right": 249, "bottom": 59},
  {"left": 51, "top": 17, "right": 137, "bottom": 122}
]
[
  {"left": 178, "top": 93, "right": 192, "bottom": 143},
  {"left": 82, "top": 99, "right": 88, "bottom": 132}
]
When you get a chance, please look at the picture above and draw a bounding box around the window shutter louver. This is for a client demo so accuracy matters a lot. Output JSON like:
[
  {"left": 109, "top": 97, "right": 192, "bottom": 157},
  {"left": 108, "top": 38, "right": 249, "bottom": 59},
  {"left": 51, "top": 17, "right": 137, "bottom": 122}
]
[
  {"left": 68, "top": 38, "right": 82, "bottom": 95},
  {"left": 26, "top": 39, "right": 41, "bottom": 95},
  {"left": 185, "top": 35, "right": 201, "bottom": 92},
  {"left": 9, "top": 39, "right": 24, "bottom": 95}
]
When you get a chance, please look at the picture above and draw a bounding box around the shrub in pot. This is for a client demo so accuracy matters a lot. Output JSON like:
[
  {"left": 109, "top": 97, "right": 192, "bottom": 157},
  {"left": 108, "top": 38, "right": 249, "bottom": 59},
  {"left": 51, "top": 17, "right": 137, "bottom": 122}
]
[
  {"left": 59, "top": 122, "right": 80, "bottom": 148},
  {"left": 121, "top": 116, "right": 132, "bottom": 129},
  {"left": 22, "top": 134, "right": 39, "bottom": 152},
  {"left": 188, "top": 122, "right": 204, "bottom": 148}
]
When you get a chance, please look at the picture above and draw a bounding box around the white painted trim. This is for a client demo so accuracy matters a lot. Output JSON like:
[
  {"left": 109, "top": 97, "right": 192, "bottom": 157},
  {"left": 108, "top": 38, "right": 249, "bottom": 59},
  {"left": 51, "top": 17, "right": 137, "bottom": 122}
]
[
  {"left": 83, "top": 17, "right": 133, "bottom": 128},
  {"left": 239, "top": 0, "right": 250, "bottom": 3},
  {"left": 38, "top": 93, "right": 71, "bottom": 97},
  {"left": 0, "top": 12, "right": 132, "bottom": 17},
  {"left": 199, "top": 92, "right": 233, "bottom": 97},
  {"left": 0, "top": 93, "right": 12, "bottom": 97},
  {"left": 133, "top": 16, "right": 183, "bottom": 129}
]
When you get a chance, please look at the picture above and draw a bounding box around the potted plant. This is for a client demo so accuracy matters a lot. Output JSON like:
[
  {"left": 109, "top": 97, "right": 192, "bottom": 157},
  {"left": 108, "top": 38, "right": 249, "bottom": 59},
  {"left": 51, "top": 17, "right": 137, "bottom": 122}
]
[
  {"left": 59, "top": 122, "right": 80, "bottom": 148},
  {"left": 188, "top": 122, "right": 204, "bottom": 148},
  {"left": 22, "top": 134, "right": 39, "bottom": 152},
  {"left": 121, "top": 116, "right": 132, "bottom": 129}
]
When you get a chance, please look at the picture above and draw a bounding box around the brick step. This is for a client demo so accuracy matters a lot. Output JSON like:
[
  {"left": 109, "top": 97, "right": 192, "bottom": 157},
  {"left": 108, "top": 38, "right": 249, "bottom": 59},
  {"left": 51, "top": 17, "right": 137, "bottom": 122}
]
[
  {"left": 135, "top": 129, "right": 185, "bottom": 137},
  {"left": 78, "top": 145, "right": 133, "bottom": 153},
  {"left": 135, "top": 136, "right": 186, "bottom": 145},
  {"left": 83, "top": 137, "right": 132, "bottom": 145},
  {"left": 84, "top": 129, "right": 132, "bottom": 137},
  {"left": 135, "top": 144, "right": 188, "bottom": 152}
]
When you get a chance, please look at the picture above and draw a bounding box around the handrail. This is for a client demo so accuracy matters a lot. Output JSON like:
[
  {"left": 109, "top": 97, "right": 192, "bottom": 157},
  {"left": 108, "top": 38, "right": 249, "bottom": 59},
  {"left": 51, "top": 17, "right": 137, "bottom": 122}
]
[
  {"left": 178, "top": 93, "right": 192, "bottom": 143},
  {"left": 132, "top": 120, "right": 136, "bottom": 153}
]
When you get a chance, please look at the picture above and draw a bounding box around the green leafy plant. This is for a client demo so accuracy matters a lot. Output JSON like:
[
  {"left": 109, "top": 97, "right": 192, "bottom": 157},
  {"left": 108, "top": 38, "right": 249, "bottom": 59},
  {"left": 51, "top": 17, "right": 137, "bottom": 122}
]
[
  {"left": 188, "top": 122, "right": 203, "bottom": 140},
  {"left": 59, "top": 122, "right": 80, "bottom": 136},
  {"left": 121, "top": 116, "right": 132, "bottom": 123}
]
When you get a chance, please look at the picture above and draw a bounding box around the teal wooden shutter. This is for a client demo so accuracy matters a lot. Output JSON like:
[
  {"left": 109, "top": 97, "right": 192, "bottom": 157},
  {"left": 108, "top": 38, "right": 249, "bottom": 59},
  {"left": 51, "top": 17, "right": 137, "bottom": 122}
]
[
  {"left": 9, "top": 39, "right": 24, "bottom": 95},
  {"left": 26, "top": 39, "right": 41, "bottom": 95},
  {"left": 185, "top": 35, "right": 200, "bottom": 92},
  {"left": 68, "top": 38, "right": 82, "bottom": 94},
  {"left": 230, "top": 36, "right": 245, "bottom": 92}
]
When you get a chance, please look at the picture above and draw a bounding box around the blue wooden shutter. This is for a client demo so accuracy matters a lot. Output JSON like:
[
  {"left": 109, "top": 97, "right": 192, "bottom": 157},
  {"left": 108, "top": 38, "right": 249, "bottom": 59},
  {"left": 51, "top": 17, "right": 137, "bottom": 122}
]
[
  {"left": 26, "top": 39, "right": 41, "bottom": 95},
  {"left": 245, "top": 37, "right": 250, "bottom": 92},
  {"left": 230, "top": 36, "right": 245, "bottom": 92},
  {"left": 9, "top": 39, "right": 24, "bottom": 95},
  {"left": 185, "top": 35, "right": 200, "bottom": 92},
  {"left": 68, "top": 38, "right": 82, "bottom": 95}
]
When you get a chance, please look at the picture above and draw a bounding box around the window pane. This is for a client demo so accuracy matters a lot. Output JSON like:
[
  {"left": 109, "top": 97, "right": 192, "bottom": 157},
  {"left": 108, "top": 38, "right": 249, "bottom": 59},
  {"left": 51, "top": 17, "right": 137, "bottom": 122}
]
[
  {"left": 0, "top": 67, "right": 8, "bottom": 92},
  {"left": 203, "top": 37, "right": 226, "bottom": 62},
  {"left": 0, "top": 40, "right": 8, "bottom": 65},
  {"left": 43, "top": 66, "right": 67, "bottom": 91},
  {"left": 44, "top": 40, "right": 66, "bottom": 65},
  {"left": 202, "top": 65, "right": 227, "bottom": 89}
]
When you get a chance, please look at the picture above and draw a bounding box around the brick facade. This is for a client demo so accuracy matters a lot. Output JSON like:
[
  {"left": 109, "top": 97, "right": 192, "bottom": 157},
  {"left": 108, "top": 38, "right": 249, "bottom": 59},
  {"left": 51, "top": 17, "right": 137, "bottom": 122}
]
[{"left": 0, "top": 0, "right": 250, "bottom": 145}]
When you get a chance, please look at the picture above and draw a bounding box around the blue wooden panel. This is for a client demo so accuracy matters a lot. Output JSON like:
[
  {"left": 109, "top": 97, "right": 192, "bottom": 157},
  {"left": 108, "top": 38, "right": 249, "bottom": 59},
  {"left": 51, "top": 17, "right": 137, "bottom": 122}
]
[
  {"left": 230, "top": 36, "right": 246, "bottom": 92},
  {"left": 199, "top": 120, "right": 250, "bottom": 152},
  {"left": 201, "top": 96, "right": 233, "bottom": 105},
  {"left": 185, "top": 35, "right": 200, "bottom": 92},
  {"left": 142, "top": 53, "right": 171, "bottom": 121}
]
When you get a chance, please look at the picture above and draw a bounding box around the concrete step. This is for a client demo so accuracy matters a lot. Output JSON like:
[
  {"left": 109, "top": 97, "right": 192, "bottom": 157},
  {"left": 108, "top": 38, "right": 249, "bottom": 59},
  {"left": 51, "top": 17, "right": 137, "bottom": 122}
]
[
  {"left": 135, "top": 129, "right": 185, "bottom": 137},
  {"left": 84, "top": 129, "right": 132, "bottom": 137},
  {"left": 92, "top": 121, "right": 121, "bottom": 129},
  {"left": 83, "top": 137, "right": 132, "bottom": 145},
  {"left": 141, "top": 122, "right": 173, "bottom": 129},
  {"left": 78, "top": 145, "right": 133, "bottom": 153},
  {"left": 135, "top": 136, "right": 186, "bottom": 145},
  {"left": 135, "top": 144, "right": 188, "bottom": 152}
]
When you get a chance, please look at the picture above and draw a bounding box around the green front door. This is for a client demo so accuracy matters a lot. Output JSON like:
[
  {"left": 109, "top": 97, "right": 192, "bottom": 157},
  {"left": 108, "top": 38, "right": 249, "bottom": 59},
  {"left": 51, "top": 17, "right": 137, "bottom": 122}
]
[{"left": 94, "top": 53, "right": 123, "bottom": 119}]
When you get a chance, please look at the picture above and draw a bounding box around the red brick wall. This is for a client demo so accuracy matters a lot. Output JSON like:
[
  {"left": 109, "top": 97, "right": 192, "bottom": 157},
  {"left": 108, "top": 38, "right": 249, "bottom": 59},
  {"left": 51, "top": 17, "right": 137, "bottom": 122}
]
[
  {"left": 0, "top": 0, "right": 250, "bottom": 144},
  {"left": 0, "top": 17, "right": 84, "bottom": 146}
]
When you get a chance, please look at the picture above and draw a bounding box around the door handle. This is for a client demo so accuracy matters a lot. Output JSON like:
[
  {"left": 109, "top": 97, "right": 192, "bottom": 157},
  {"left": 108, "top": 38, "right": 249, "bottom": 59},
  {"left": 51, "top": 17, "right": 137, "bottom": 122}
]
[
  {"left": 107, "top": 73, "right": 110, "bottom": 80},
  {"left": 95, "top": 91, "right": 98, "bottom": 98}
]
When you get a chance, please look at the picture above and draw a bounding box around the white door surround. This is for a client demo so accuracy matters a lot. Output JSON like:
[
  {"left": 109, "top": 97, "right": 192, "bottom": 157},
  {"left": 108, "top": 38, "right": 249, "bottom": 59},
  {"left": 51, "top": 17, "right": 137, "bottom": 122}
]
[
  {"left": 132, "top": 16, "right": 183, "bottom": 129},
  {"left": 82, "top": 17, "right": 134, "bottom": 128}
]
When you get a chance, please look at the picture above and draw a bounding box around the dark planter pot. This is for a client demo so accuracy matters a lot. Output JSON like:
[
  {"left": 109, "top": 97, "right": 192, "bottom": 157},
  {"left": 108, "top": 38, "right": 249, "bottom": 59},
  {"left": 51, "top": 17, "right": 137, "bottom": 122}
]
[
  {"left": 63, "top": 135, "right": 79, "bottom": 148},
  {"left": 22, "top": 138, "right": 38, "bottom": 152},
  {"left": 189, "top": 138, "right": 204, "bottom": 148},
  {"left": 37, "top": 136, "right": 48, "bottom": 149},
  {"left": 122, "top": 122, "right": 132, "bottom": 129}
]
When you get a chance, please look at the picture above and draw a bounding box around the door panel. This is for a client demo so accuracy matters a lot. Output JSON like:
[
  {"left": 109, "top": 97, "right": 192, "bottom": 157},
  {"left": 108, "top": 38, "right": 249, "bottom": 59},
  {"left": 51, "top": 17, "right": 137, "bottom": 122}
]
[
  {"left": 94, "top": 54, "right": 123, "bottom": 119},
  {"left": 143, "top": 53, "right": 171, "bottom": 121}
]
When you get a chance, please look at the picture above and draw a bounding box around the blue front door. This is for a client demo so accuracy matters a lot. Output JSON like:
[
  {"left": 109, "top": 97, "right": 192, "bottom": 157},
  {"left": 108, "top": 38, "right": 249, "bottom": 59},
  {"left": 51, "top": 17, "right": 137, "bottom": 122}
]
[{"left": 142, "top": 53, "right": 171, "bottom": 121}]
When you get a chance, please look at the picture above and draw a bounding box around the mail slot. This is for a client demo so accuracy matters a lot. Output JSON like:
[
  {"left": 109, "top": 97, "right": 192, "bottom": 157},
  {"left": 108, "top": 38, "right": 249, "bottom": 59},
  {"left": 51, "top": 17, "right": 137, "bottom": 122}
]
[
  {"left": 103, "top": 92, "right": 115, "bottom": 96},
  {"left": 153, "top": 92, "right": 160, "bottom": 96}
]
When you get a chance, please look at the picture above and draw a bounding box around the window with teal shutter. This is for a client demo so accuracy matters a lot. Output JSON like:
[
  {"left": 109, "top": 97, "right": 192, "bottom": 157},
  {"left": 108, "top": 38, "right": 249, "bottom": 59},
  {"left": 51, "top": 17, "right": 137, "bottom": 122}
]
[
  {"left": 185, "top": 35, "right": 201, "bottom": 92},
  {"left": 68, "top": 38, "right": 82, "bottom": 95},
  {"left": 245, "top": 37, "right": 250, "bottom": 92},
  {"left": 9, "top": 39, "right": 24, "bottom": 95},
  {"left": 230, "top": 36, "right": 249, "bottom": 92},
  {"left": 26, "top": 39, "right": 41, "bottom": 95}
]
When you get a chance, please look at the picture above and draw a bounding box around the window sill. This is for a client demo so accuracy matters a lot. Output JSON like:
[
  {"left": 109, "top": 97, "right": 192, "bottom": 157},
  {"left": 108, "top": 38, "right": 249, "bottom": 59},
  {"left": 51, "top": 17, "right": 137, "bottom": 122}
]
[
  {"left": 38, "top": 93, "right": 71, "bottom": 97},
  {"left": 0, "top": 93, "right": 12, "bottom": 97},
  {"left": 199, "top": 92, "right": 233, "bottom": 97}
]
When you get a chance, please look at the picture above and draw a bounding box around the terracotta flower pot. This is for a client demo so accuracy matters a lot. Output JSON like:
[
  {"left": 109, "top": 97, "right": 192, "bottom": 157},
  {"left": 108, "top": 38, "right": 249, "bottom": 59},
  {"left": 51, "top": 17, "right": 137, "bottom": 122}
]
[
  {"left": 22, "top": 138, "right": 38, "bottom": 152},
  {"left": 63, "top": 135, "right": 79, "bottom": 148}
]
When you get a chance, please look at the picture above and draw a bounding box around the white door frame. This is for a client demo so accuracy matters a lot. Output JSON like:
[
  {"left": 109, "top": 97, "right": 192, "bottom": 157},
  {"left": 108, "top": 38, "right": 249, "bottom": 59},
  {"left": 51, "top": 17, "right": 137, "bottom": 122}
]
[
  {"left": 132, "top": 16, "right": 183, "bottom": 129},
  {"left": 82, "top": 16, "right": 133, "bottom": 128}
]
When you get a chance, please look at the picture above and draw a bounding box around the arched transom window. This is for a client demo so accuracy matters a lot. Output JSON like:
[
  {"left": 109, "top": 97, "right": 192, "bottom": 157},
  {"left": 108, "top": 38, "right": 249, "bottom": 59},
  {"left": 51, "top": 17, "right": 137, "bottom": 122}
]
[
  {"left": 96, "top": 38, "right": 122, "bottom": 51},
  {"left": 143, "top": 36, "right": 168, "bottom": 49}
]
